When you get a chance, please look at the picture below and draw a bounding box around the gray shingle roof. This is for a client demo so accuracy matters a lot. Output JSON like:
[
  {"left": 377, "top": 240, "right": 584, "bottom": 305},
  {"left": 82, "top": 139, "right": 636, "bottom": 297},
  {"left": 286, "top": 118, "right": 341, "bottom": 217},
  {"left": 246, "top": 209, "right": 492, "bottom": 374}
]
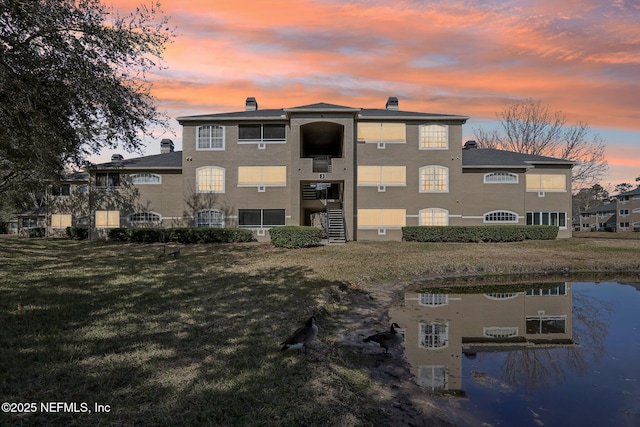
[
  {"left": 462, "top": 148, "right": 574, "bottom": 168},
  {"left": 580, "top": 202, "right": 617, "bottom": 214},
  {"left": 177, "top": 102, "right": 469, "bottom": 123},
  {"left": 92, "top": 151, "right": 182, "bottom": 170}
]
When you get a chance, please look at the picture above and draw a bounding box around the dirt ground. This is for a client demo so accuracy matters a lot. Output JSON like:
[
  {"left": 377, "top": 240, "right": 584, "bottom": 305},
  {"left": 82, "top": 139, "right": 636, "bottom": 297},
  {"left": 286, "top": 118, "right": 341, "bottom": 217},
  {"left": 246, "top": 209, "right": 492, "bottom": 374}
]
[{"left": 330, "top": 281, "right": 457, "bottom": 427}]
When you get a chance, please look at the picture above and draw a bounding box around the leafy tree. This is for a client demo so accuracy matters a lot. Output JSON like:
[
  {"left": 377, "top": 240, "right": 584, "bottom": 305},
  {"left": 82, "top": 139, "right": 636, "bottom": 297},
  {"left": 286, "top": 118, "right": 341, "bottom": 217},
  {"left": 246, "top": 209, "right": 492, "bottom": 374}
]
[
  {"left": 0, "top": 0, "right": 173, "bottom": 194},
  {"left": 614, "top": 182, "right": 633, "bottom": 194},
  {"left": 572, "top": 184, "right": 609, "bottom": 217},
  {"left": 474, "top": 98, "right": 608, "bottom": 191}
]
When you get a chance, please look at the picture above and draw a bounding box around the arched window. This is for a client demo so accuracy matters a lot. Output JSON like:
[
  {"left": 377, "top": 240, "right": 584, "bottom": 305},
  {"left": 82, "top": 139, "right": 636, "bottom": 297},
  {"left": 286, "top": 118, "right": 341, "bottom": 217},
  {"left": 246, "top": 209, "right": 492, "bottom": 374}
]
[
  {"left": 196, "top": 166, "right": 225, "bottom": 193},
  {"left": 484, "top": 171, "right": 518, "bottom": 184},
  {"left": 197, "top": 125, "right": 225, "bottom": 150},
  {"left": 419, "top": 208, "right": 448, "bottom": 226},
  {"left": 196, "top": 210, "right": 224, "bottom": 228},
  {"left": 484, "top": 211, "right": 518, "bottom": 223},
  {"left": 419, "top": 124, "right": 448, "bottom": 149},
  {"left": 129, "top": 212, "right": 161, "bottom": 224},
  {"left": 130, "top": 173, "right": 161, "bottom": 184},
  {"left": 419, "top": 166, "right": 448, "bottom": 192},
  {"left": 419, "top": 322, "right": 448, "bottom": 349}
]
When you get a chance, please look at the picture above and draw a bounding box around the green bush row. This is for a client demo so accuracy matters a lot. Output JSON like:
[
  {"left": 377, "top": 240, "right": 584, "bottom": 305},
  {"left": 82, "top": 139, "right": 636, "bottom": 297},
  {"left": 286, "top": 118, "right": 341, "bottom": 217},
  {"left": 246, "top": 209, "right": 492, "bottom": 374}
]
[
  {"left": 105, "top": 227, "right": 256, "bottom": 244},
  {"left": 28, "top": 227, "right": 46, "bottom": 238},
  {"left": 402, "top": 225, "right": 559, "bottom": 242},
  {"left": 269, "top": 226, "right": 322, "bottom": 248}
]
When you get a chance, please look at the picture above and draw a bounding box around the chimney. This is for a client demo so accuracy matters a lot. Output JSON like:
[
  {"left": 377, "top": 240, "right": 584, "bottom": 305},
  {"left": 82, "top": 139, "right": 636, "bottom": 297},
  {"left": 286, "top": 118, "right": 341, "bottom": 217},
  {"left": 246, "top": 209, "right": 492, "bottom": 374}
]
[
  {"left": 385, "top": 96, "right": 399, "bottom": 111},
  {"left": 463, "top": 140, "right": 478, "bottom": 150},
  {"left": 245, "top": 97, "right": 258, "bottom": 111},
  {"left": 111, "top": 153, "right": 124, "bottom": 161},
  {"left": 160, "top": 138, "right": 175, "bottom": 154}
]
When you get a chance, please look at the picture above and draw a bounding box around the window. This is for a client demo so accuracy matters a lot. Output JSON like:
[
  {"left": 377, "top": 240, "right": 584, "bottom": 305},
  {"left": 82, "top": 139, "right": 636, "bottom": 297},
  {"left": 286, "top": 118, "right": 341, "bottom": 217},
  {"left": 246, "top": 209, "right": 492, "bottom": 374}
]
[
  {"left": 95, "top": 210, "right": 120, "bottom": 228},
  {"left": 419, "top": 166, "right": 448, "bottom": 192},
  {"left": 196, "top": 210, "right": 224, "bottom": 228},
  {"left": 95, "top": 173, "right": 120, "bottom": 188},
  {"left": 357, "top": 166, "right": 406, "bottom": 188},
  {"left": 357, "top": 123, "right": 406, "bottom": 147},
  {"left": 484, "top": 172, "right": 518, "bottom": 184},
  {"left": 419, "top": 124, "right": 448, "bottom": 149},
  {"left": 484, "top": 293, "right": 519, "bottom": 300},
  {"left": 620, "top": 222, "right": 630, "bottom": 228},
  {"left": 419, "top": 294, "right": 448, "bottom": 306},
  {"left": 526, "top": 316, "right": 566, "bottom": 334},
  {"left": 526, "top": 211, "right": 567, "bottom": 229},
  {"left": 620, "top": 209, "right": 629, "bottom": 215},
  {"left": 238, "top": 124, "right": 286, "bottom": 143},
  {"left": 525, "top": 174, "right": 566, "bottom": 192},
  {"left": 51, "top": 184, "right": 71, "bottom": 196},
  {"left": 51, "top": 214, "right": 72, "bottom": 228},
  {"left": 357, "top": 209, "right": 406, "bottom": 229},
  {"left": 129, "top": 212, "right": 161, "bottom": 224},
  {"left": 484, "top": 327, "right": 519, "bottom": 339},
  {"left": 196, "top": 167, "right": 225, "bottom": 193},
  {"left": 419, "top": 322, "right": 448, "bottom": 349},
  {"left": 419, "top": 208, "right": 448, "bottom": 226},
  {"left": 197, "top": 125, "right": 224, "bottom": 150},
  {"left": 21, "top": 218, "right": 38, "bottom": 228},
  {"left": 484, "top": 211, "right": 518, "bottom": 223},
  {"left": 238, "top": 209, "right": 285, "bottom": 227},
  {"left": 526, "top": 283, "right": 567, "bottom": 296},
  {"left": 418, "top": 366, "right": 448, "bottom": 391},
  {"left": 237, "top": 166, "right": 286, "bottom": 188},
  {"left": 633, "top": 208, "right": 640, "bottom": 214},
  {"left": 130, "top": 173, "right": 161, "bottom": 184}
]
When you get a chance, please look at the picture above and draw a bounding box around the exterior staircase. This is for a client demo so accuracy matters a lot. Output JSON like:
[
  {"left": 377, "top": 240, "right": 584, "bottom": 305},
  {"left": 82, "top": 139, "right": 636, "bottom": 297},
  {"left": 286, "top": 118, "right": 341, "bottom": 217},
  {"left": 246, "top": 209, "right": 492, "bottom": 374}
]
[{"left": 326, "top": 201, "right": 347, "bottom": 244}]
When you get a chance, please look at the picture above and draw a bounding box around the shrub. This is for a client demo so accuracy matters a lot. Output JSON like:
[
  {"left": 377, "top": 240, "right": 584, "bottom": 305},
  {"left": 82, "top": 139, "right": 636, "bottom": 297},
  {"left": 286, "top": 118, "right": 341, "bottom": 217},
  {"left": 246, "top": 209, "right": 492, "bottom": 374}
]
[
  {"left": 167, "top": 227, "right": 255, "bottom": 244},
  {"left": 270, "top": 226, "right": 322, "bottom": 248},
  {"left": 107, "top": 228, "right": 129, "bottom": 242},
  {"left": 128, "top": 228, "right": 164, "bottom": 243},
  {"left": 28, "top": 227, "right": 46, "bottom": 238},
  {"left": 402, "top": 225, "right": 558, "bottom": 243},
  {"left": 66, "top": 227, "right": 88, "bottom": 240}
]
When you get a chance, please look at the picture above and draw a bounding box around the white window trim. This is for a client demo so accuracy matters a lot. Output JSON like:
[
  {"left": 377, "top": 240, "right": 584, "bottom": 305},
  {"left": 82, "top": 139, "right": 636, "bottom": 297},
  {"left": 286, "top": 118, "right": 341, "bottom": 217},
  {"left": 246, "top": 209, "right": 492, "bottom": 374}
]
[
  {"left": 419, "top": 293, "right": 449, "bottom": 306},
  {"left": 237, "top": 124, "right": 287, "bottom": 144},
  {"left": 483, "top": 210, "right": 519, "bottom": 224},
  {"left": 484, "top": 171, "right": 519, "bottom": 184},
  {"left": 419, "top": 208, "right": 449, "bottom": 226},
  {"left": 130, "top": 173, "right": 162, "bottom": 185},
  {"left": 419, "top": 321, "right": 449, "bottom": 350},
  {"left": 484, "top": 327, "right": 519, "bottom": 338},
  {"left": 196, "top": 125, "right": 225, "bottom": 151},
  {"left": 196, "top": 209, "right": 225, "bottom": 228},
  {"left": 196, "top": 166, "right": 225, "bottom": 194},
  {"left": 128, "top": 211, "right": 162, "bottom": 225},
  {"left": 419, "top": 124, "right": 448, "bottom": 150},
  {"left": 419, "top": 165, "right": 449, "bottom": 193}
]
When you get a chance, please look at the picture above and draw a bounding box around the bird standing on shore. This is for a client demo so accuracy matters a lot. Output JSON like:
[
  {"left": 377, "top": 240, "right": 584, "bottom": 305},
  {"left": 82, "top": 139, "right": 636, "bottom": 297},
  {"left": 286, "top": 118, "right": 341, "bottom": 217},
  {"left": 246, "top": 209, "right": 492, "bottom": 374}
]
[
  {"left": 280, "top": 316, "right": 318, "bottom": 354},
  {"left": 363, "top": 323, "right": 403, "bottom": 355}
]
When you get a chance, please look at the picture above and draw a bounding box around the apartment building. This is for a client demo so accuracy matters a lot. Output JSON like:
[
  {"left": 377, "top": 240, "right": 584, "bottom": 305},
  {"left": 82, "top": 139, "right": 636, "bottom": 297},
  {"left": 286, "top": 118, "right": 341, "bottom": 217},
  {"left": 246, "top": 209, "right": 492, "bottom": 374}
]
[
  {"left": 578, "top": 186, "right": 640, "bottom": 232},
  {"left": 614, "top": 186, "right": 640, "bottom": 231},
  {"left": 23, "top": 97, "right": 573, "bottom": 240}
]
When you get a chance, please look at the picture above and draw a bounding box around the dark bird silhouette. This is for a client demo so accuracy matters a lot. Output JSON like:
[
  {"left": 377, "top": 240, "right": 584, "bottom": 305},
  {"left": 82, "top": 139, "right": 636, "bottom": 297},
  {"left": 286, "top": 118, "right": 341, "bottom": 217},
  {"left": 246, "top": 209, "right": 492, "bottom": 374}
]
[
  {"left": 363, "top": 323, "right": 403, "bottom": 355},
  {"left": 280, "top": 316, "right": 318, "bottom": 354}
]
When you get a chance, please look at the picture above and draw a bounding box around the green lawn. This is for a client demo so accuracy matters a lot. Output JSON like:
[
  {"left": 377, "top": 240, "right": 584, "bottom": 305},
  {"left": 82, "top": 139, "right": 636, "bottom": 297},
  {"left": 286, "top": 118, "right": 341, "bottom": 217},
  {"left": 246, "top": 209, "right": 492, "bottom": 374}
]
[{"left": 1, "top": 237, "right": 639, "bottom": 426}]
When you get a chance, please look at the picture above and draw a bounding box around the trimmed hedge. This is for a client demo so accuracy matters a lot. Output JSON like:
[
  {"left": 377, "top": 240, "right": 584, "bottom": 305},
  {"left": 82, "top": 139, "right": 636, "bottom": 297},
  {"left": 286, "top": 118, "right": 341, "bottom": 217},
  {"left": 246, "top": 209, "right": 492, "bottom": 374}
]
[
  {"left": 168, "top": 227, "right": 255, "bottom": 244},
  {"left": 269, "top": 226, "right": 322, "bottom": 248},
  {"left": 28, "top": 227, "right": 46, "bottom": 238},
  {"left": 104, "top": 227, "right": 255, "bottom": 244},
  {"left": 402, "top": 225, "right": 559, "bottom": 243}
]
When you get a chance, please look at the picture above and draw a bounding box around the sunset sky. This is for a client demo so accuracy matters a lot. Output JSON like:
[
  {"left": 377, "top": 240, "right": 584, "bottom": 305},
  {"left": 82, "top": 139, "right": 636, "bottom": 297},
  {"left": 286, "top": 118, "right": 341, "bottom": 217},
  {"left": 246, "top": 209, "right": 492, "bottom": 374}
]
[{"left": 104, "top": 0, "right": 640, "bottom": 191}]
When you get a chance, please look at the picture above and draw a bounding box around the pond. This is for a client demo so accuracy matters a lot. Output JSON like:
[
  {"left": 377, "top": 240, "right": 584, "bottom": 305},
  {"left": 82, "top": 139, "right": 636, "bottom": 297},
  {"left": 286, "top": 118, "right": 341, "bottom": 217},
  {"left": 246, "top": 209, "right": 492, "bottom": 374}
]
[{"left": 390, "top": 280, "right": 640, "bottom": 427}]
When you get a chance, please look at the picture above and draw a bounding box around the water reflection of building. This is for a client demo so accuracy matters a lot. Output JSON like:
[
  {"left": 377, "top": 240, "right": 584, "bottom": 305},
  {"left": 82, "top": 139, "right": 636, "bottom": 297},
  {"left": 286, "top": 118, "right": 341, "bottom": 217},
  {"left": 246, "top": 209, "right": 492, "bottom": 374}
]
[{"left": 390, "top": 283, "right": 574, "bottom": 394}]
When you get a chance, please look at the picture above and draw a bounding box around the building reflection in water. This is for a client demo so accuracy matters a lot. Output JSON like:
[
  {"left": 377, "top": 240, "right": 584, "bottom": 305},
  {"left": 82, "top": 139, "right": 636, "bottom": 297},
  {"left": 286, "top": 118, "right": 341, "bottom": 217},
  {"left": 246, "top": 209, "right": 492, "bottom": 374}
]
[{"left": 390, "top": 282, "right": 576, "bottom": 395}]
